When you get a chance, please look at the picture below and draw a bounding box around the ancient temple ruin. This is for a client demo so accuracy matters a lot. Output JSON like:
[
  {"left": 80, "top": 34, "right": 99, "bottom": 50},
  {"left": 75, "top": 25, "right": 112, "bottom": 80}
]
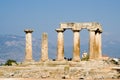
[
  {"left": 2, "top": 22, "right": 120, "bottom": 80},
  {"left": 24, "top": 22, "right": 103, "bottom": 62},
  {"left": 56, "top": 22, "right": 102, "bottom": 61}
]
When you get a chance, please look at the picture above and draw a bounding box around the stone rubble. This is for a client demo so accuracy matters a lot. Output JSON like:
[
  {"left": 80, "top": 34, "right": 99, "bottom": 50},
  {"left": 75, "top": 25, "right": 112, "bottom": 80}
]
[{"left": 0, "top": 60, "right": 119, "bottom": 79}]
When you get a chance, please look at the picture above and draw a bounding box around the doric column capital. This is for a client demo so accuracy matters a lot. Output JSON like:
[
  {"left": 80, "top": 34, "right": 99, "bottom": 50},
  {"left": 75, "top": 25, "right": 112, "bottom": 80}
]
[
  {"left": 72, "top": 29, "right": 81, "bottom": 32},
  {"left": 56, "top": 28, "right": 65, "bottom": 32},
  {"left": 24, "top": 29, "right": 33, "bottom": 33},
  {"left": 88, "top": 28, "right": 102, "bottom": 33},
  {"left": 88, "top": 29, "right": 96, "bottom": 32}
]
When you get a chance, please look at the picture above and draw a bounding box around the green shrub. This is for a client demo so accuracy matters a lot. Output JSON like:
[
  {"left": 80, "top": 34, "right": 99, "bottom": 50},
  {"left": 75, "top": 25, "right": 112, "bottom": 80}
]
[{"left": 4, "top": 59, "right": 18, "bottom": 66}]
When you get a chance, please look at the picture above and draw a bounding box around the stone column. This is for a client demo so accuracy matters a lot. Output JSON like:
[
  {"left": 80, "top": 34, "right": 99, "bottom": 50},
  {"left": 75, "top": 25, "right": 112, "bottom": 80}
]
[
  {"left": 99, "top": 33, "right": 102, "bottom": 58},
  {"left": 56, "top": 29, "right": 64, "bottom": 61},
  {"left": 95, "top": 32, "right": 102, "bottom": 59},
  {"left": 89, "top": 30, "right": 102, "bottom": 59},
  {"left": 24, "top": 29, "right": 33, "bottom": 62},
  {"left": 72, "top": 29, "right": 80, "bottom": 61},
  {"left": 89, "top": 30, "right": 95, "bottom": 59},
  {"left": 41, "top": 33, "right": 48, "bottom": 61}
]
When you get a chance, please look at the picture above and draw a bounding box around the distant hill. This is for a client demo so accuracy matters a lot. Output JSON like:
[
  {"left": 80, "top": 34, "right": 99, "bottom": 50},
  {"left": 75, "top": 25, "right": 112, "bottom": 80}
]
[
  {"left": 0, "top": 35, "right": 25, "bottom": 62},
  {"left": 0, "top": 34, "right": 119, "bottom": 63},
  {"left": 0, "top": 35, "right": 56, "bottom": 62}
]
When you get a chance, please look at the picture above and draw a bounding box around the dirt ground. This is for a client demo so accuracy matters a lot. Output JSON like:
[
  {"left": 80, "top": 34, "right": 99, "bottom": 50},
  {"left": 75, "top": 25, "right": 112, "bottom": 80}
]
[
  {"left": 0, "top": 78, "right": 76, "bottom": 80},
  {"left": 0, "top": 78, "right": 120, "bottom": 80}
]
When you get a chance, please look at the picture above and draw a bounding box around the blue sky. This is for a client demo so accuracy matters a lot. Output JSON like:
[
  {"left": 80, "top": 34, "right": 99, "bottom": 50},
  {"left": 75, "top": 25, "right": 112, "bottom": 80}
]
[{"left": 0, "top": 0, "right": 120, "bottom": 56}]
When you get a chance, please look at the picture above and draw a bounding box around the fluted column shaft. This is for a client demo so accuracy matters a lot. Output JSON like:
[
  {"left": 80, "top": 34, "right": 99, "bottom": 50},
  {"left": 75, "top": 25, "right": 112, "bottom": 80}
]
[
  {"left": 24, "top": 29, "right": 33, "bottom": 62},
  {"left": 41, "top": 33, "right": 48, "bottom": 61},
  {"left": 72, "top": 29, "right": 80, "bottom": 61},
  {"left": 56, "top": 29, "right": 64, "bottom": 61}
]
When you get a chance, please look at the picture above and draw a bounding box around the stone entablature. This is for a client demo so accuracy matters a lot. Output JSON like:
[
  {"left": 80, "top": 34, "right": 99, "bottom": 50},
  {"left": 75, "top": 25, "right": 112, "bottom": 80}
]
[{"left": 60, "top": 22, "right": 102, "bottom": 32}]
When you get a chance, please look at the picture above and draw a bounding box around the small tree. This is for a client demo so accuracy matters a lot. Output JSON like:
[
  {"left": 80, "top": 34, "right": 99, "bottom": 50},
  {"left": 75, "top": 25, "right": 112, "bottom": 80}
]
[{"left": 5, "top": 59, "right": 18, "bottom": 66}]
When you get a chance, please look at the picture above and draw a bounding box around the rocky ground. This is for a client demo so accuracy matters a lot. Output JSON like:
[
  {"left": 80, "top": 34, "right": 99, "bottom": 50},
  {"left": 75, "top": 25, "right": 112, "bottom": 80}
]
[{"left": 0, "top": 59, "right": 120, "bottom": 80}]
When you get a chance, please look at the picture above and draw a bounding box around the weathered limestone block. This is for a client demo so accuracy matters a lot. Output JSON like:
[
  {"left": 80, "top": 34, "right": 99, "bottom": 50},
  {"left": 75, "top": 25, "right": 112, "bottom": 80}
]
[{"left": 60, "top": 22, "right": 102, "bottom": 32}]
